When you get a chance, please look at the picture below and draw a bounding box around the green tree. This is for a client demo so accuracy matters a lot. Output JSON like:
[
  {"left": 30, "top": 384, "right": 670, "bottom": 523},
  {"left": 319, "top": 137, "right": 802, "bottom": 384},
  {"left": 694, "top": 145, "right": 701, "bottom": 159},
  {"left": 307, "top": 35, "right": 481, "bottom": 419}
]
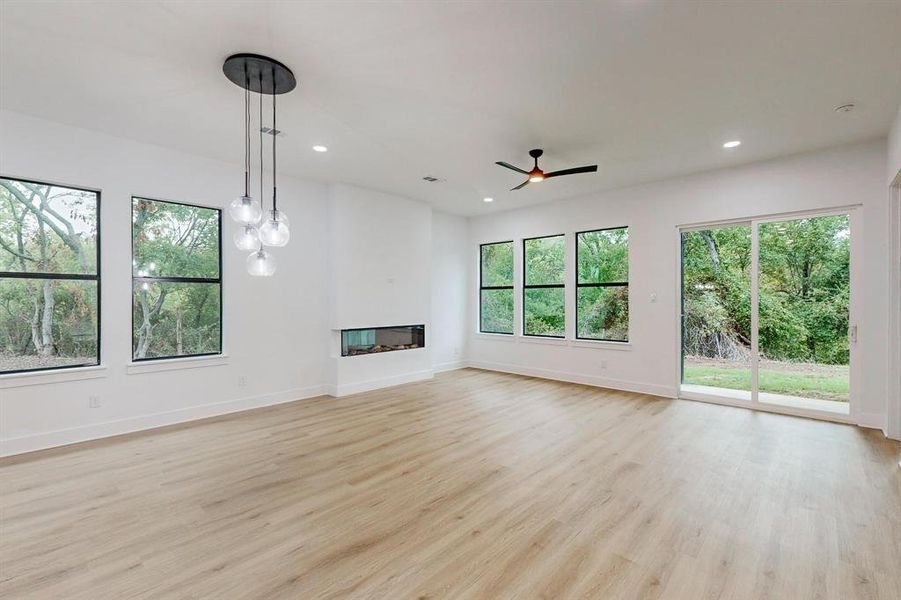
[
  {"left": 0, "top": 178, "right": 97, "bottom": 368},
  {"left": 132, "top": 199, "right": 220, "bottom": 359}
]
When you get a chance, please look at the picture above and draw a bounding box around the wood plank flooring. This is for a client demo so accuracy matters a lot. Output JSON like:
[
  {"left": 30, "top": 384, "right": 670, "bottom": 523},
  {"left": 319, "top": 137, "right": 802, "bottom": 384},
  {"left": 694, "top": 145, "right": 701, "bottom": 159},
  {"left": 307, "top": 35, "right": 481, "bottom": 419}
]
[{"left": 2, "top": 368, "right": 900, "bottom": 599}]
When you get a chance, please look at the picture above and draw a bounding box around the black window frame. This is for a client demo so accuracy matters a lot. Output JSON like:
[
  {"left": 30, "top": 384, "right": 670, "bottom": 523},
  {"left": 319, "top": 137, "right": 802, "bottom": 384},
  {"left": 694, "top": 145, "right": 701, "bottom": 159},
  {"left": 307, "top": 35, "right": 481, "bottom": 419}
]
[
  {"left": 131, "top": 196, "right": 223, "bottom": 362},
  {"left": 522, "top": 233, "right": 566, "bottom": 339},
  {"left": 479, "top": 240, "right": 514, "bottom": 335},
  {"left": 575, "top": 226, "right": 629, "bottom": 342},
  {"left": 0, "top": 175, "right": 102, "bottom": 375}
]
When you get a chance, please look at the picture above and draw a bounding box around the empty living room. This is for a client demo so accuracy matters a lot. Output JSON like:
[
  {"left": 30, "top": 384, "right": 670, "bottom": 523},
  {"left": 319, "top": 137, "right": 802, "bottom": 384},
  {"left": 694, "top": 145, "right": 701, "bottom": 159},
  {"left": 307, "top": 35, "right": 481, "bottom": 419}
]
[{"left": 1, "top": 1, "right": 900, "bottom": 598}]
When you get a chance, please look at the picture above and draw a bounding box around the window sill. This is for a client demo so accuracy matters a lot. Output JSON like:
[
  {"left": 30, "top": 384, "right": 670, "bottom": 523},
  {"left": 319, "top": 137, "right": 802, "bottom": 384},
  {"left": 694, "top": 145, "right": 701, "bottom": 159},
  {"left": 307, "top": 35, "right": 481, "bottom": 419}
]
[
  {"left": 474, "top": 332, "right": 515, "bottom": 341},
  {"left": 126, "top": 354, "right": 229, "bottom": 375},
  {"left": 0, "top": 365, "right": 107, "bottom": 389},
  {"left": 520, "top": 336, "right": 567, "bottom": 346},
  {"left": 569, "top": 339, "right": 632, "bottom": 351}
]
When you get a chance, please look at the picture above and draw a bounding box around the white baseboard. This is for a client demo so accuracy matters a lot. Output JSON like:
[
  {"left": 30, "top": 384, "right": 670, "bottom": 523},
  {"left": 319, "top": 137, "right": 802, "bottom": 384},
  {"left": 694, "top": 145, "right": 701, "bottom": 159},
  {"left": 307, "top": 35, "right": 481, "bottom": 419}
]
[
  {"left": 433, "top": 360, "right": 466, "bottom": 373},
  {"left": 331, "top": 369, "right": 434, "bottom": 397},
  {"left": 468, "top": 360, "right": 675, "bottom": 398},
  {"left": 0, "top": 384, "right": 330, "bottom": 457}
]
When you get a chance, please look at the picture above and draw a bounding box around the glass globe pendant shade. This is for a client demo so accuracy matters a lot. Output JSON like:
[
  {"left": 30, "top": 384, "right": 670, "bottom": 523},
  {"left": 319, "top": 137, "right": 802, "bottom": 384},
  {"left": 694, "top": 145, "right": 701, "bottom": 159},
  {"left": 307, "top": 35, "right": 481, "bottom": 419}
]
[
  {"left": 228, "top": 195, "right": 262, "bottom": 225},
  {"left": 258, "top": 209, "right": 290, "bottom": 247},
  {"left": 234, "top": 224, "right": 261, "bottom": 251},
  {"left": 246, "top": 248, "right": 276, "bottom": 277}
]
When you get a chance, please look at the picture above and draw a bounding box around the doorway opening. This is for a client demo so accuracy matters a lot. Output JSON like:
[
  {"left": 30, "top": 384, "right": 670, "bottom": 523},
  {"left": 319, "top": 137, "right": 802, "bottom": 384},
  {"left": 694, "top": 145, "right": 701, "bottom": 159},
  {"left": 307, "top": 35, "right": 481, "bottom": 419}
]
[{"left": 680, "top": 210, "right": 855, "bottom": 418}]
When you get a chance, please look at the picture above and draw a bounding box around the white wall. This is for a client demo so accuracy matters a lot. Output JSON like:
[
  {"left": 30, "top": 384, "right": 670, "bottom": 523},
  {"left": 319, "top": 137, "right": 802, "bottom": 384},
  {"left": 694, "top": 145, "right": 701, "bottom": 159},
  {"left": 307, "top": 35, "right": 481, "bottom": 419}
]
[
  {"left": 0, "top": 112, "right": 465, "bottom": 455},
  {"left": 467, "top": 140, "right": 893, "bottom": 433},
  {"left": 888, "top": 105, "right": 901, "bottom": 185},
  {"left": 431, "top": 211, "right": 468, "bottom": 371},
  {"left": 0, "top": 110, "right": 332, "bottom": 455},
  {"left": 325, "top": 183, "right": 434, "bottom": 395}
]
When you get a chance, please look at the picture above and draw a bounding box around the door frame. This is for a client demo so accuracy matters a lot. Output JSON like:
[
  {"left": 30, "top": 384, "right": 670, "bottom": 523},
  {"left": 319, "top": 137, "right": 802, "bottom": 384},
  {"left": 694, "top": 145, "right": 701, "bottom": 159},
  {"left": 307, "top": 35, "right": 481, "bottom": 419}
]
[
  {"left": 889, "top": 178, "right": 901, "bottom": 440},
  {"left": 674, "top": 205, "right": 861, "bottom": 425}
]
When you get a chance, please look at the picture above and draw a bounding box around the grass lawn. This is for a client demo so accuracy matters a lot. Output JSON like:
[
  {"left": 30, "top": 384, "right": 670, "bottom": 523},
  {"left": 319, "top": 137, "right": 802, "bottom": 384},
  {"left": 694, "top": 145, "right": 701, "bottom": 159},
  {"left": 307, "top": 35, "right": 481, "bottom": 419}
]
[{"left": 683, "top": 364, "right": 849, "bottom": 402}]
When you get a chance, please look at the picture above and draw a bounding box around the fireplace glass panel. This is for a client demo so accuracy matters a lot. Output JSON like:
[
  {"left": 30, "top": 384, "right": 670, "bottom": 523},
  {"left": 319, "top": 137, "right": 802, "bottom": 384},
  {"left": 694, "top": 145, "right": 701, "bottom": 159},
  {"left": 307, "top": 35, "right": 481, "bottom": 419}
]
[{"left": 341, "top": 324, "right": 425, "bottom": 357}]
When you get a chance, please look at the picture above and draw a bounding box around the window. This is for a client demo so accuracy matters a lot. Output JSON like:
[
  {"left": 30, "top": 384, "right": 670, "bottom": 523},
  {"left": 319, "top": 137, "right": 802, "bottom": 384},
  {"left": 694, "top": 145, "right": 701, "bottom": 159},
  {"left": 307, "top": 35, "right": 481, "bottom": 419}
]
[
  {"left": 576, "top": 227, "right": 629, "bottom": 341},
  {"left": 0, "top": 177, "right": 100, "bottom": 374},
  {"left": 132, "top": 197, "right": 221, "bottom": 360},
  {"left": 523, "top": 234, "right": 565, "bottom": 337},
  {"left": 479, "top": 241, "right": 514, "bottom": 334}
]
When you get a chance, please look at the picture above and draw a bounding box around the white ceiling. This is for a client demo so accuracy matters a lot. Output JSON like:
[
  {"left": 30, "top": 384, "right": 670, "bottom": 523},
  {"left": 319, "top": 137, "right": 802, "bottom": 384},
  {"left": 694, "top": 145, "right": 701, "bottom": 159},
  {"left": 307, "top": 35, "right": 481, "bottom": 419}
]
[{"left": 1, "top": 1, "right": 899, "bottom": 216}]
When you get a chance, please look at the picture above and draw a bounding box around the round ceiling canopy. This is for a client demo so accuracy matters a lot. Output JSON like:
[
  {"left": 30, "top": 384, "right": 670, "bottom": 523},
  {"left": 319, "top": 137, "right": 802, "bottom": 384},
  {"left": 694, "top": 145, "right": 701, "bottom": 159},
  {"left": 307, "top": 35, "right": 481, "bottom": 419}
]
[{"left": 223, "top": 53, "right": 297, "bottom": 95}]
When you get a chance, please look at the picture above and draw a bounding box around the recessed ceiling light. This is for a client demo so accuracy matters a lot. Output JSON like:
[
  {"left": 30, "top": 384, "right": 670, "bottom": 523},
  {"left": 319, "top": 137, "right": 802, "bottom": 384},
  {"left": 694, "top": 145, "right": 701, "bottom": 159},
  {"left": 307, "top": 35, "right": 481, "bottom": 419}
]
[
  {"left": 312, "top": 145, "right": 328, "bottom": 152},
  {"left": 723, "top": 140, "right": 741, "bottom": 149},
  {"left": 483, "top": 197, "right": 494, "bottom": 203}
]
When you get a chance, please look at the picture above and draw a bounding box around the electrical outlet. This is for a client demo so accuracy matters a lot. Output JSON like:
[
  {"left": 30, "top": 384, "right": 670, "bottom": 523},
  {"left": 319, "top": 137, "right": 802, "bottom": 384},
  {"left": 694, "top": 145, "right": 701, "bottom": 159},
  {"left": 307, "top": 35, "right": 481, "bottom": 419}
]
[
  {"left": 89, "top": 395, "right": 101, "bottom": 408},
  {"left": 453, "top": 346, "right": 461, "bottom": 356},
  {"left": 599, "top": 360, "right": 608, "bottom": 370},
  {"left": 238, "top": 375, "right": 247, "bottom": 388}
]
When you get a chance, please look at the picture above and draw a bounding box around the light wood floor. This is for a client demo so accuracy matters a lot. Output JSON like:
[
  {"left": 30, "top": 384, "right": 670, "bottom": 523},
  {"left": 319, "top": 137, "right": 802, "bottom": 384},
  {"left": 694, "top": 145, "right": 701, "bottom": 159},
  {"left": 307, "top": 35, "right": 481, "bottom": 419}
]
[{"left": 2, "top": 369, "right": 900, "bottom": 599}]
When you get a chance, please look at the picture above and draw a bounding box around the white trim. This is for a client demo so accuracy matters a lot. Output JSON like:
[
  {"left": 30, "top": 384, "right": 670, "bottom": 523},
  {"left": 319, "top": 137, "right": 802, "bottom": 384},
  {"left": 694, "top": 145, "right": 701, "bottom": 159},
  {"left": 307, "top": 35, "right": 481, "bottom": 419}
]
[
  {"left": 856, "top": 411, "right": 887, "bottom": 431},
  {"left": 750, "top": 220, "right": 760, "bottom": 404},
  {"left": 677, "top": 204, "right": 861, "bottom": 231},
  {"left": 0, "top": 365, "right": 107, "bottom": 389},
  {"left": 469, "top": 359, "right": 674, "bottom": 398},
  {"left": 433, "top": 360, "right": 466, "bottom": 373},
  {"left": 888, "top": 181, "right": 901, "bottom": 440},
  {"left": 519, "top": 336, "right": 567, "bottom": 346},
  {"left": 474, "top": 332, "right": 515, "bottom": 341},
  {"left": 678, "top": 388, "right": 854, "bottom": 426},
  {"left": 568, "top": 339, "right": 632, "bottom": 351},
  {"left": 331, "top": 369, "right": 434, "bottom": 397},
  {"left": 0, "top": 383, "right": 329, "bottom": 457},
  {"left": 126, "top": 354, "right": 229, "bottom": 375}
]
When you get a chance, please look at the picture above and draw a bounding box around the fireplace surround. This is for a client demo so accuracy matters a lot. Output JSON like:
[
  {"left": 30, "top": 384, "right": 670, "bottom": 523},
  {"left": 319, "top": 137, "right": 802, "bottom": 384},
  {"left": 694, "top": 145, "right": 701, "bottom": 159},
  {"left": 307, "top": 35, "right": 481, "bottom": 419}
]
[{"left": 340, "top": 324, "right": 425, "bottom": 357}]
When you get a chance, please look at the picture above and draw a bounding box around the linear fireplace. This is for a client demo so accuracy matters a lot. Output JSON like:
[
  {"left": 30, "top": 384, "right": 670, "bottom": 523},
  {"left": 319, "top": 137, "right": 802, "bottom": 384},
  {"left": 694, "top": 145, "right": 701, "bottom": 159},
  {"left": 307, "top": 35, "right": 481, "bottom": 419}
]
[{"left": 341, "top": 324, "right": 425, "bottom": 357}]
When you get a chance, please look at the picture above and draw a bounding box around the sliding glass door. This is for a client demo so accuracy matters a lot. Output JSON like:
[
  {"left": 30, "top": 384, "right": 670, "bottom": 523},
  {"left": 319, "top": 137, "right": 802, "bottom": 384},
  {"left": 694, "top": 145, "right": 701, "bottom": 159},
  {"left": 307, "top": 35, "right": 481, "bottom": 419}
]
[
  {"left": 681, "top": 224, "right": 753, "bottom": 400},
  {"left": 681, "top": 211, "right": 855, "bottom": 417}
]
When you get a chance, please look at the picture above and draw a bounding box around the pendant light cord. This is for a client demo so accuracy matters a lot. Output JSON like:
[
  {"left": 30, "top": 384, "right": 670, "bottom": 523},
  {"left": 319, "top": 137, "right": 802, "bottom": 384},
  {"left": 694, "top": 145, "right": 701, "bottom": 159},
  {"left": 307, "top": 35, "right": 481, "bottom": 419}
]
[
  {"left": 243, "top": 70, "right": 250, "bottom": 197},
  {"left": 259, "top": 73, "right": 265, "bottom": 217},
  {"left": 272, "top": 67, "right": 278, "bottom": 213}
]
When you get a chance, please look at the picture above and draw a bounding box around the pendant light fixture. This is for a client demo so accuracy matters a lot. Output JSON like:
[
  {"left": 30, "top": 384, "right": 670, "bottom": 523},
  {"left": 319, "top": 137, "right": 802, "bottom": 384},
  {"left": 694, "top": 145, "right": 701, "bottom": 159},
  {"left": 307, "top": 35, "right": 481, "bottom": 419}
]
[
  {"left": 223, "top": 53, "right": 296, "bottom": 275},
  {"left": 258, "top": 90, "right": 291, "bottom": 247},
  {"left": 228, "top": 81, "right": 262, "bottom": 226}
]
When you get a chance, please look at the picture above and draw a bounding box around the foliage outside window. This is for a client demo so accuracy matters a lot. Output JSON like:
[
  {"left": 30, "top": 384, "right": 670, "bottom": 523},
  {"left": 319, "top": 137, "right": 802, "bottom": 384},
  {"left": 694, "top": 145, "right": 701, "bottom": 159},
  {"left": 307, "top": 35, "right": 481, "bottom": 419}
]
[
  {"left": 523, "top": 234, "right": 565, "bottom": 337},
  {"left": 0, "top": 177, "right": 100, "bottom": 374},
  {"left": 480, "top": 241, "right": 514, "bottom": 334},
  {"left": 132, "top": 197, "right": 221, "bottom": 360},
  {"left": 681, "top": 216, "right": 851, "bottom": 402},
  {"left": 576, "top": 228, "right": 629, "bottom": 341}
]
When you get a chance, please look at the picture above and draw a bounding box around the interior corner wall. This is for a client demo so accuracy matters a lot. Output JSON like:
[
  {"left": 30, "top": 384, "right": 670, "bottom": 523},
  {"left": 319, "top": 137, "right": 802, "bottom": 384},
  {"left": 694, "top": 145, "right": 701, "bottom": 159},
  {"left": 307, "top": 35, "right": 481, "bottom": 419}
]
[
  {"left": 466, "top": 139, "right": 891, "bottom": 433},
  {"left": 325, "top": 183, "right": 434, "bottom": 395},
  {"left": 0, "top": 110, "right": 332, "bottom": 455},
  {"left": 887, "top": 106, "right": 901, "bottom": 440},
  {"left": 888, "top": 105, "right": 901, "bottom": 185},
  {"left": 431, "top": 211, "right": 469, "bottom": 371}
]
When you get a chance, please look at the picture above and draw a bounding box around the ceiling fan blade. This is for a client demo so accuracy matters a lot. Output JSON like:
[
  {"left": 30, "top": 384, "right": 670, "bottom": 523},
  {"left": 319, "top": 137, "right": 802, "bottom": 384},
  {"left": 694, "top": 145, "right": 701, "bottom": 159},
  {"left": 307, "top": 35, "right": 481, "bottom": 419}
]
[
  {"left": 496, "top": 161, "right": 529, "bottom": 175},
  {"left": 510, "top": 180, "right": 530, "bottom": 191},
  {"left": 544, "top": 165, "right": 598, "bottom": 178}
]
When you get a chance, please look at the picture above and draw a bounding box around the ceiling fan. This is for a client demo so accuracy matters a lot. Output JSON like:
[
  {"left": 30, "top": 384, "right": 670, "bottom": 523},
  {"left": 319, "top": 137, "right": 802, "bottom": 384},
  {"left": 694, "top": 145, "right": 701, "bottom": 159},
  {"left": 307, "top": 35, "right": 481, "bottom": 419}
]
[{"left": 496, "top": 149, "right": 598, "bottom": 191}]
